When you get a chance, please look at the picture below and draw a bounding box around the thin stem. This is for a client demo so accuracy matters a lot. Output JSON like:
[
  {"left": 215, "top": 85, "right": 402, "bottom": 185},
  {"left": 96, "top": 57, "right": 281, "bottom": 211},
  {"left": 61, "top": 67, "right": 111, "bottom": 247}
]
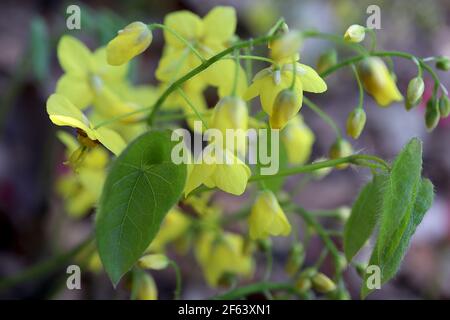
[
  {"left": 351, "top": 64, "right": 364, "bottom": 109},
  {"left": 366, "top": 28, "right": 377, "bottom": 52},
  {"left": 301, "top": 30, "right": 367, "bottom": 54},
  {"left": 177, "top": 87, "right": 209, "bottom": 129},
  {"left": 149, "top": 23, "right": 205, "bottom": 62},
  {"left": 303, "top": 96, "right": 342, "bottom": 139},
  {"left": 0, "top": 235, "right": 94, "bottom": 291},
  {"left": 213, "top": 281, "right": 295, "bottom": 300},
  {"left": 243, "top": 48, "right": 253, "bottom": 83},
  {"left": 147, "top": 23, "right": 285, "bottom": 125},
  {"left": 223, "top": 54, "right": 275, "bottom": 65},
  {"left": 94, "top": 107, "right": 150, "bottom": 129},
  {"left": 289, "top": 59, "right": 297, "bottom": 90},
  {"left": 263, "top": 245, "right": 273, "bottom": 281},
  {"left": 169, "top": 260, "right": 182, "bottom": 300},
  {"left": 231, "top": 48, "right": 240, "bottom": 96}
]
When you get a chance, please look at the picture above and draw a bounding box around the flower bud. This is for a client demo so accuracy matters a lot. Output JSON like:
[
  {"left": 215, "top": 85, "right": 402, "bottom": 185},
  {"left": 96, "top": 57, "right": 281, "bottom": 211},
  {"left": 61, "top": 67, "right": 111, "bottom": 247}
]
[
  {"left": 138, "top": 254, "right": 169, "bottom": 270},
  {"left": 249, "top": 190, "right": 291, "bottom": 240},
  {"left": 406, "top": 77, "right": 425, "bottom": 109},
  {"left": 336, "top": 206, "right": 351, "bottom": 222},
  {"left": 312, "top": 272, "right": 336, "bottom": 293},
  {"left": 270, "top": 89, "right": 301, "bottom": 130},
  {"left": 136, "top": 273, "right": 158, "bottom": 300},
  {"left": 436, "top": 56, "right": 450, "bottom": 71},
  {"left": 270, "top": 31, "right": 302, "bottom": 63},
  {"left": 295, "top": 276, "right": 312, "bottom": 293},
  {"left": 285, "top": 243, "right": 305, "bottom": 276},
  {"left": 439, "top": 95, "right": 450, "bottom": 118},
  {"left": 107, "top": 21, "right": 152, "bottom": 66},
  {"left": 344, "top": 24, "right": 366, "bottom": 43},
  {"left": 355, "top": 263, "right": 368, "bottom": 278},
  {"left": 329, "top": 139, "right": 353, "bottom": 169},
  {"left": 425, "top": 98, "right": 440, "bottom": 131},
  {"left": 211, "top": 96, "right": 248, "bottom": 155},
  {"left": 346, "top": 108, "right": 366, "bottom": 139},
  {"left": 316, "top": 50, "right": 337, "bottom": 74}
]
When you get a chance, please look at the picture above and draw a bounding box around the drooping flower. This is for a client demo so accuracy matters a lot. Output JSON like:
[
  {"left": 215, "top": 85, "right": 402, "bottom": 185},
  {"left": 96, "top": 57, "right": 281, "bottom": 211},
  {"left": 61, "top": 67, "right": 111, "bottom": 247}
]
[
  {"left": 184, "top": 145, "right": 251, "bottom": 196},
  {"left": 210, "top": 96, "right": 249, "bottom": 155},
  {"left": 281, "top": 115, "right": 315, "bottom": 164},
  {"left": 244, "top": 62, "right": 327, "bottom": 118},
  {"left": 248, "top": 190, "right": 291, "bottom": 239},
  {"left": 106, "top": 21, "right": 152, "bottom": 66},
  {"left": 357, "top": 57, "right": 403, "bottom": 107},
  {"left": 55, "top": 131, "right": 108, "bottom": 218},
  {"left": 270, "top": 88, "right": 301, "bottom": 129},
  {"left": 136, "top": 273, "right": 158, "bottom": 300},
  {"left": 195, "top": 231, "right": 253, "bottom": 287},
  {"left": 47, "top": 94, "right": 125, "bottom": 155}
]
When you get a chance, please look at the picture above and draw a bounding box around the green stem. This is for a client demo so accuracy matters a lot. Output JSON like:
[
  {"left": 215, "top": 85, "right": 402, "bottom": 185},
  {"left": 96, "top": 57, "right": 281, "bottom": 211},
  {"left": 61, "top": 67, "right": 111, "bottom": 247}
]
[
  {"left": 231, "top": 48, "right": 240, "bottom": 96},
  {"left": 169, "top": 260, "right": 182, "bottom": 300},
  {"left": 224, "top": 54, "right": 275, "bottom": 65},
  {"left": 149, "top": 23, "right": 205, "bottom": 62},
  {"left": 0, "top": 235, "right": 94, "bottom": 291},
  {"left": 147, "top": 24, "right": 285, "bottom": 125},
  {"left": 351, "top": 64, "right": 364, "bottom": 109},
  {"left": 303, "top": 96, "right": 342, "bottom": 139},
  {"left": 177, "top": 87, "right": 209, "bottom": 128},
  {"left": 366, "top": 28, "right": 377, "bottom": 52},
  {"left": 301, "top": 30, "right": 367, "bottom": 54},
  {"left": 213, "top": 281, "right": 295, "bottom": 300}
]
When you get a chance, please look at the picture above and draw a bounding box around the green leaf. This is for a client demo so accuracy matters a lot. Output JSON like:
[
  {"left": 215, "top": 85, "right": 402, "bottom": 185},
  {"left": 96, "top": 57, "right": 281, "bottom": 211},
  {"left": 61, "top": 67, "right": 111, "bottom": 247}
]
[
  {"left": 344, "top": 174, "right": 386, "bottom": 261},
  {"left": 377, "top": 138, "right": 422, "bottom": 262},
  {"left": 96, "top": 131, "right": 186, "bottom": 285},
  {"left": 361, "top": 178, "right": 434, "bottom": 299}
]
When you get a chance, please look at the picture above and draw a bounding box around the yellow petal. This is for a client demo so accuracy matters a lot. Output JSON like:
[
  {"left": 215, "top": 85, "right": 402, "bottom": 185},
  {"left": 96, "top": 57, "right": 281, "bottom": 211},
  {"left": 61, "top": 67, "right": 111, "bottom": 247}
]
[
  {"left": 212, "top": 150, "right": 251, "bottom": 195},
  {"left": 57, "top": 36, "right": 93, "bottom": 76},
  {"left": 92, "top": 47, "right": 129, "bottom": 82},
  {"left": 46, "top": 94, "right": 92, "bottom": 137},
  {"left": 164, "top": 11, "right": 203, "bottom": 48},
  {"left": 203, "top": 60, "right": 247, "bottom": 97},
  {"left": 93, "top": 126, "right": 126, "bottom": 156},
  {"left": 296, "top": 63, "right": 327, "bottom": 93},
  {"left": 56, "top": 74, "right": 93, "bottom": 110},
  {"left": 106, "top": 21, "right": 152, "bottom": 66},
  {"left": 202, "top": 6, "right": 237, "bottom": 44},
  {"left": 184, "top": 161, "right": 215, "bottom": 196}
]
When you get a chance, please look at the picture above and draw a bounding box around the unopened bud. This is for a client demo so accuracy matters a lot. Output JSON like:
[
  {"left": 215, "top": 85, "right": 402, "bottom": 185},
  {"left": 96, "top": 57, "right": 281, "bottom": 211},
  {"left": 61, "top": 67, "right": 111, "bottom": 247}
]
[
  {"left": 329, "top": 139, "right": 353, "bottom": 169},
  {"left": 136, "top": 273, "right": 158, "bottom": 300},
  {"left": 336, "top": 206, "right": 351, "bottom": 222},
  {"left": 295, "top": 276, "right": 312, "bottom": 293},
  {"left": 107, "top": 21, "right": 152, "bottom": 66},
  {"left": 138, "top": 254, "right": 169, "bottom": 270},
  {"left": 439, "top": 95, "right": 450, "bottom": 118},
  {"left": 436, "top": 56, "right": 450, "bottom": 71},
  {"left": 425, "top": 98, "right": 440, "bottom": 131},
  {"left": 270, "top": 89, "right": 301, "bottom": 129},
  {"left": 355, "top": 263, "right": 368, "bottom": 278},
  {"left": 285, "top": 243, "right": 305, "bottom": 276},
  {"left": 317, "top": 50, "right": 337, "bottom": 74},
  {"left": 406, "top": 77, "right": 425, "bottom": 109},
  {"left": 270, "top": 31, "right": 302, "bottom": 63},
  {"left": 312, "top": 272, "right": 336, "bottom": 293},
  {"left": 336, "top": 253, "right": 348, "bottom": 274},
  {"left": 344, "top": 24, "right": 366, "bottom": 43},
  {"left": 346, "top": 108, "right": 366, "bottom": 139}
]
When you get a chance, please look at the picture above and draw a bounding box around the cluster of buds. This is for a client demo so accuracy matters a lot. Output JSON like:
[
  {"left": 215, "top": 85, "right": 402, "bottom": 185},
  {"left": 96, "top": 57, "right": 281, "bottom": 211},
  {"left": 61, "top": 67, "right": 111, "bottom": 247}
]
[{"left": 294, "top": 268, "right": 336, "bottom": 295}]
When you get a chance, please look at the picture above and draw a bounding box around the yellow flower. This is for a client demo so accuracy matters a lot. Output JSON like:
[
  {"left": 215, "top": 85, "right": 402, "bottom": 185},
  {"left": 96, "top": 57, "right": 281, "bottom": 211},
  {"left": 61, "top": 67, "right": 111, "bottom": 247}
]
[
  {"left": 184, "top": 145, "right": 251, "bottom": 196},
  {"left": 248, "top": 190, "right": 291, "bottom": 239},
  {"left": 56, "top": 36, "right": 128, "bottom": 110},
  {"left": 344, "top": 24, "right": 366, "bottom": 43},
  {"left": 357, "top": 57, "right": 403, "bottom": 107},
  {"left": 147, "top": 207, "right": 191, "bottom": 252},
  {"left": 244, "top": 63, "right": 326, "bottom": 117},
  {"left": 195, "top": 231, "right": 253, "bottom": 287},
  {"left": 281, "top": 115, "right": 315, "bottom": 164},
  {"left": 55, "top": 131, "right": 108, "bottom": 218},
  {"left": 210, "top": 96, "right": 248, "bottom": 155},
  {"left": 47, "top": 94, "right": 125, "bottom": 155},
  {"left": 136, "top": 273, "right": 158, "bottom": 300},
  {"left": 107, "top": 21, "right": 152, "bottom": 66},
  {"left": 156, "top": 7, "right": 247, "bottom": 96}
]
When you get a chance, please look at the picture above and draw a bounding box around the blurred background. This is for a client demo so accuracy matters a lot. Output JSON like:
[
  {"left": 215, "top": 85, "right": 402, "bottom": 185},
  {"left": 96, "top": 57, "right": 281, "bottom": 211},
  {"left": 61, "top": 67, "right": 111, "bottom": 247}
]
[{"left": 1, "top": 0, "right": 450, "bottom": 300}]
